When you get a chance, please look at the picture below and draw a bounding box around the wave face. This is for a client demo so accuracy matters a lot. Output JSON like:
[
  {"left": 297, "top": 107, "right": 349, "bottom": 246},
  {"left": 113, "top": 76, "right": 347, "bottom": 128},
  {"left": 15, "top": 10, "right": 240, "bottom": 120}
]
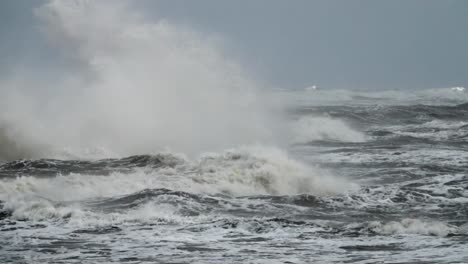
[{"left": 1, "top": 1, "right": 468, "bottom": 264}]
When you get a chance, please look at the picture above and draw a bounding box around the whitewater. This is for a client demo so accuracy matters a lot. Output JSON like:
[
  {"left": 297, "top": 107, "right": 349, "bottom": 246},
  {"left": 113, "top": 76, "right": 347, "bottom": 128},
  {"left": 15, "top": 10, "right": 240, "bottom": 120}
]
[{"left": 1, "top": 1, "right": 468, "bottom": 263}]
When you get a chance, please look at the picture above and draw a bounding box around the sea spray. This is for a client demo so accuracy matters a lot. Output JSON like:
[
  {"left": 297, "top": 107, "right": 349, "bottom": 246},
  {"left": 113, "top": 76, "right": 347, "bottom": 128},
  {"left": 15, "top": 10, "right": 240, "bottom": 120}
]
[{"left": 0, "top": 0, "right": 281, "bottom": 159}]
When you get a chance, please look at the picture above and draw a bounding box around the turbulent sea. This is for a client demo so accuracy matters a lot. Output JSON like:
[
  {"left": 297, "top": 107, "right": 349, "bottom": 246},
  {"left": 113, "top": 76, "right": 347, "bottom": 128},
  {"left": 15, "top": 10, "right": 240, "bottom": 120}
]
[{"left": 1, "top": 88, "right": 467, "bottom": 263}]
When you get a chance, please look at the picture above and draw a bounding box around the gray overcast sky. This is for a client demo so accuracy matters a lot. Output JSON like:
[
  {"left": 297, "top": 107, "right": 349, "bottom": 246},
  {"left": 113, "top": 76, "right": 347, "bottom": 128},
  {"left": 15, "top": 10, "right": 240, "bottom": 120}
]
[{"left": 1, "top": 0, "right": 467, "bottom": 90}]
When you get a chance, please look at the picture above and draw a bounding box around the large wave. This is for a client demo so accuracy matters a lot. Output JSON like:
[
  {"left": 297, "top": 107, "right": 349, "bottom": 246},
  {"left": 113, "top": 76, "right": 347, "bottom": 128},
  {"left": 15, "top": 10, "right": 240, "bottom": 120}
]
[{"left": 0, "top": 146, "right": 353, "bottom": 222}]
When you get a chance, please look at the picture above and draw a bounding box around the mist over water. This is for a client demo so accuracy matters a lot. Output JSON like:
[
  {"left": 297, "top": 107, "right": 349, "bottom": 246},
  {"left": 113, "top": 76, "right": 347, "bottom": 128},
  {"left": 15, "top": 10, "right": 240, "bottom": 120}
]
[{"left": 0, "top": 0, "right": 283, "bottom": 159}]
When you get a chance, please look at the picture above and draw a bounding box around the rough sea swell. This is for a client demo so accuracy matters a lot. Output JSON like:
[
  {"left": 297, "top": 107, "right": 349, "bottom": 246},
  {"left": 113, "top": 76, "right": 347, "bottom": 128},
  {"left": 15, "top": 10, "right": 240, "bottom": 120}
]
[
  {"left": 2, "top": 91, "right": 468, "bottom": 263},
  {"left": 1, "top": 1, "right": 468, "bottom": 263}
]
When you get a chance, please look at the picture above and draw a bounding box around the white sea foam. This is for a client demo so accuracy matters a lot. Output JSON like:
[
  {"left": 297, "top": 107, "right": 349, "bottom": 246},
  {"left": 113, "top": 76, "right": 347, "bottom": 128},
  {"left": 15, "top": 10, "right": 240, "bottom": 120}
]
[
  {"left": 368, "top": 219, "right": 457, "bottom": 237},
  {"left": 312, "top": 147, "right": 468, "bottom": 169},
  {"left": 380, "top": 120, "right": 468, "bottom": 141},
  {"left": 451, "top": 86, "right": 465, "bottom": 92}
]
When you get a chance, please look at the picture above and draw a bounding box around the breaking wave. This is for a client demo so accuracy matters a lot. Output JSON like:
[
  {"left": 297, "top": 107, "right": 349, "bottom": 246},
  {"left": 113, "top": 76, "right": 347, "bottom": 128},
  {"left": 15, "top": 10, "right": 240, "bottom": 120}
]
[
  {"left": 0, "top": 146, "right": 352, "bottom": 222},
  {"left": 353, "top": 219, "right": 459, "bottom": 237}
]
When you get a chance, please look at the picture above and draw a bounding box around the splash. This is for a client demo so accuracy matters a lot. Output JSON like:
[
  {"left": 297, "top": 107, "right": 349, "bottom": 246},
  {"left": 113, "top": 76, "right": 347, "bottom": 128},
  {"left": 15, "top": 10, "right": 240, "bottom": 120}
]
[{"left": 0, "top": 0, "right": 280, "bottom": 159}]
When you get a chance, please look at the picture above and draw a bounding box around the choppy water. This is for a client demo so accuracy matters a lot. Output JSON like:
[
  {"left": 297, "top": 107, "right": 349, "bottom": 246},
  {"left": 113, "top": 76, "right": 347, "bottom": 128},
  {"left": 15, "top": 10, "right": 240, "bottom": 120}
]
[{"left": 1, "top": 88, "right": 468, "bottom": 263}]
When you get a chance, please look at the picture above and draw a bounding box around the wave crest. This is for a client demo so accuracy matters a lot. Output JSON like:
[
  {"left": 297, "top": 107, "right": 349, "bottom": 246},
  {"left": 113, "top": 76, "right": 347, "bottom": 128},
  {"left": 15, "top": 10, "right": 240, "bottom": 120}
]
[{"left": 292, "top": 116, "right": 366, "bottom": 143}]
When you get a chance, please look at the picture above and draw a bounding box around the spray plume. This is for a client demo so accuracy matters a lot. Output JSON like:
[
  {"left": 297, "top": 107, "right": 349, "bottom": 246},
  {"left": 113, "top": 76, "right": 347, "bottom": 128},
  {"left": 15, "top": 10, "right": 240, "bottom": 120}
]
[{"left": 0, "top": 0, "right": 279, "bottom": 160}]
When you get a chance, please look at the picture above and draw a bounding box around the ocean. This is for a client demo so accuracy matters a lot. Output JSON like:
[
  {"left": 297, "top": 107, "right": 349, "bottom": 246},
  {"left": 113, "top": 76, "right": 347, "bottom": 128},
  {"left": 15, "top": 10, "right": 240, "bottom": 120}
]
[
  {"left": 1, "top": 88, "right": 467, "bottom": 263},
  {"left": 1, "top": 1, "right": 468, "bottom": 263}
]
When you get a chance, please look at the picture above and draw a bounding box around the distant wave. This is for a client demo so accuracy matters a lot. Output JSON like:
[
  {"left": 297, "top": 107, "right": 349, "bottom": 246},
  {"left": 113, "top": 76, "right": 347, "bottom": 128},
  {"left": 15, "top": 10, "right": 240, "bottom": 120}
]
[
  {"left": 291, "top": 116, "right": 366, "bottom": 143},
  {"left": 279, "top": 86, "right": 468, "bottom": 107}
]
